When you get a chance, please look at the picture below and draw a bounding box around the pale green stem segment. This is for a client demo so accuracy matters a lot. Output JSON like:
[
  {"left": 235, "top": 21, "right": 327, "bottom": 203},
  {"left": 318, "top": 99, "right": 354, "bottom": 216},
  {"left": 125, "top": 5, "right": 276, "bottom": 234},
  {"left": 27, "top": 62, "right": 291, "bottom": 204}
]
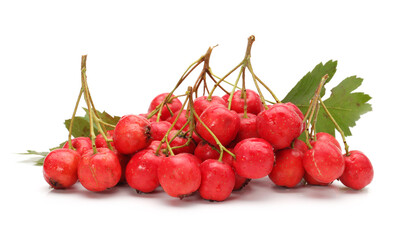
[
  {"left": 68, "top": 88, "right": 84, "bottom": 150},
  {"left": 303, "top": 74, "right": 329, "bottom": 149},
  {"left": 318, "top": 96, "right": 350, "bottom": 156}
]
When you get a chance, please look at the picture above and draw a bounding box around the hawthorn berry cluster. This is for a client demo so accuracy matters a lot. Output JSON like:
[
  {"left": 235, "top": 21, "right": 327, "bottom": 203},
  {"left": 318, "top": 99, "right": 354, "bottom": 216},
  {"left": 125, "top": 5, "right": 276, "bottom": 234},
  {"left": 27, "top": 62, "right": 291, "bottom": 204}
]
[{"left": 42, "top": 36, "right": 374, "bottom": 202}]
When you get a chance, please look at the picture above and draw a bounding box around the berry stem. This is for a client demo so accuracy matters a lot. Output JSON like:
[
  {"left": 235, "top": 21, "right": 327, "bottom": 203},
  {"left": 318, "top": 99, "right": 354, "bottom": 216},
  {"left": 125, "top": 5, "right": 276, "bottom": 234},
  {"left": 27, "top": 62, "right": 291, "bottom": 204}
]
[
  {"left": 155, "top": 92, "right": 190, "bottom": 156},
  {"left": 318, "top": 96, "right": 350, "bottom": 155},
  {"left": 80, "top": 55, "right": 97, "bottom": 153},
  {"left": 67, "top": 87, "right": 84, "bottom": 150},
  {"left": 227, "top": 66, "right": 244, "bottom": 110}
]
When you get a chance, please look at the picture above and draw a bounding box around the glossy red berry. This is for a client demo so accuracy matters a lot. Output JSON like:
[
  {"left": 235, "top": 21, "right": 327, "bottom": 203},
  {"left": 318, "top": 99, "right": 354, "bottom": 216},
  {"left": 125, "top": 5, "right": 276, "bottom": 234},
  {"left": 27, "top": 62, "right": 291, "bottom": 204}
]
[
  {"left": 167, "top": 130, "right": 196, "bottom": 155},
  {"left": 167, "top": 110, "right": 189, "bottom": 131},
  {"left": 233, "top": 138, "right": 275, "bottom": 179},
  {"left": 77, "top": 148, "right": 122, "bottom": 192},
  {"left": 157, "top": 153, "right": 201, "bottom": 198},
  {"left": 199, "top": 159, "right": 235, "bottom": 201},
  {"left": 194, "top": 141, "right": 220, "bottom": 162},
  {"left": 148, "top": 93, "right": 182, "bottom": 121},
  {"left": 126, "top": 149, "right": 163, "bottom": 193},
  {"left": 113, "top": 115, "right": 151, "bottom": 154},
  {"left": 313, "top": 132, "right": 341, "bottom": 150},
  {"left": 235, "top": 113, "right": 259, "bottom": 142},
  {"left": 284, "top": 102, "right": 305, "bottom": 133},
  {"left": 95, "top": 130, "right": 115, "bottom": 148},
  {"left": 304, "top": 172, "right": 331, "bottom": 186},
  {"left": 63, "top": 137, "right": 92, "bottom": 156},
  {"left": 193, "top": 96, "right": 227, "bottom": 117},
  {"left": 256, "top": 103, "right": 303, "bottom": 150},
  {"left": 221, "top": 149, "right": 250, "bottom": 191},
  {"left": 230, "top": 89, "right": 264, "bottom": 115},
  {"left": 43, "top": 149, "right": 81, "bottom": 189},
  {"left": 196, "top": 104, "right": 240, "bottom": 146},
  {"left": 151, "top": 121, "right": 172, "bottom": 141},
  {"left": 340, "top": 151, "right": 374, "bottom": 190},
  {"left": 269, "top": 148, "right": 304, "bottom": 188},
  {"left": 293, "top": 139, "right": 308, "bottom": 153},
  {"left": 303, "top": 141, "right": 345, "bottom": 183}
]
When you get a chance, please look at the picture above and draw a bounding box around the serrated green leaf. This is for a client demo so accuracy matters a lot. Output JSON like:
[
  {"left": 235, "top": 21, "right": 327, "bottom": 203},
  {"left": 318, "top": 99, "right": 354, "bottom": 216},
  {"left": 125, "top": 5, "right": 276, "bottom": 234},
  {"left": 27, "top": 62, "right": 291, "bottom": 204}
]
[
  {"left": 282, "top": 60, "right": 337, "bottom": 105},
  {"left": 83, "top": 108, "right": 120, "bottom": 131},
  {"left": 318, "top": 76, "right": 372, "bottom": 136}
]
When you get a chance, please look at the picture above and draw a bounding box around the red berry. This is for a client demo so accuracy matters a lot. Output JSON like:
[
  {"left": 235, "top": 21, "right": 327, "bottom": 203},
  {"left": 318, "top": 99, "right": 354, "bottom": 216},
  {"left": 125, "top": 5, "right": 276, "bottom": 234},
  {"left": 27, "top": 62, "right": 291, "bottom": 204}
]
[
  {"left": 167, "top": 110, "right": 189, "bottom": 131},
  {"left": 193, "top": 96, "right": 227, "bottom": 117},
  {"left": 269, "top": 148, "right": 305, "bottom": 188},
  {"left": 256, "top": 103, "right": 303, "bottom": 150},
  {"left": 113, "top": 115, "right": 151, "bottom": 154},
  {"left": 151, "top": 121, "right": 172, "bottom": 141},
  {"left": 157, "top": 153, "right": 201, "bottom": 198},
  {"left": 303, "top": 141, "right": 345, "bottom": 183},
  {"left": 126, "top": 149, "right": 163, "bottom": 193},
  {"left": 43, "top": 149, "right": 81, "bottom": 189},
  {"left": 304, "top": 172, "right": 331, "bottom": 186},
  {"left": 63, "top": 137, "right": 92, "bottom": 155},
  {"left": 313, "top": 132, "right": 341, "bottom": 150},
  {"left": 233, "top": 138, "right": 275, "bottom": 179},
  {"left": 145, "top": 140, "right": 167, "bottom": 155},
  {"left": 77, "top": 148, "right": 122, "bottom": 192},
  {"left": 196, "top": 105, "right": 240, "bottom": 146},
  {"left": 235, "top": 113, "right": 259, "bottom": 142},
  {"left": 293, "top": 139, "right": 308, "bottom": 153},
  {"left": 194, "top": 141, "right": 220, "bottom": 162},
  {"left": 340, "top": 151, "right": 374, "bottom": 190},
  {"left": 230, "top": 89, "right": 264, "bottom": 115},
  {"left": 222, "top": 94, "right": 230, "bottom": 103},
  {"left": 167, "top": 130, "right": 196, "bottom": 155},
  {"left": 113, "top": 149, "right": 131, "bottom": 184},
  {"left": 199, "top": 159, "right": 235, "bottom": 201},
  {"left": 221, "top": 149, "right": 250, "bottom": 191},
  {"left": 284, "top": 102, "right": 305, "bottom": 133},
  {"left": 95, "top": 130, "right": 115, "bottom": 148},
  {"left": 148, "top": 93, "right": 182, "bottom": 121}
]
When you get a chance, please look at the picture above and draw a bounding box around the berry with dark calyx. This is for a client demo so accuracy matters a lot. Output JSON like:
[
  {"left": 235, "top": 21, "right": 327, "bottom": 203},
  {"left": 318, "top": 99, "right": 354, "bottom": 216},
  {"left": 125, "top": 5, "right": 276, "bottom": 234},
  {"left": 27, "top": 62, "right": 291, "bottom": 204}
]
[
  {"left": 151, "top": 121, "right": 173, "bottom": 141},
  {"left": 95, "top": 130, "right": 115, "bottom": 148},
  {"left": 256, "top": 103, "right": 303, "bottom": 150},
  {"left": 126, "top": 149, "right": 163, "bottom": 193},
  {"left": 63, "top": 137, "right": 92, "bottom": 156},
  {"left": 43, "top": 149, "right": 81, "bottom": 189},
  {"left": 230, "top": 89, "right": 264, "bottom": 115},
  {"left": 157, "top": 153, "right": 201, "bottom": 198},
  {"left": 199, "top": 159, "right": 235, "bottom": 201},
  {"left": 340, "top": 151, "right": 374, "bottom": 190},
  {"left": 113, "top": 115, "right": 151, "bottom": 155},
  {"left": 148, "top": 93, "right": 182, "bottom": 121},
  {"left": 312, "top": 132, "right": 342, "bottom": 150},
  {"left": 167, "top": 110, "right": 189, "bottom": 131},
  {"left": 196, "top": 104, "right": 240, "bottom": 146},
  {"left": 303, "top": 141, "right": 345, "bottom": 183},
  {"left": 167, "top": 130, "right": 196, "bottom": 155},
  {"left": 193, "top": 96, "right": 227, "bottom": 117},
  {"left": 304, "top": 172, "right": 331, "bottom": 186},
  {"left": 235, "top": 113, "right": 259, "bottom": 142},
  {"left": 269, "top": 148, "right": 304, "bottom": 188},
  {"left": 77, "top": 148, "right": 122, "bottom": 192},
  {"left": 194, "top": 141, "right": 220, "bottom": 162},
  {"left": 221, "top": 149, "right": 250, "bottom": 191},
  {"left": 233, "top": 138, "right": 275, "bottom": 179}
]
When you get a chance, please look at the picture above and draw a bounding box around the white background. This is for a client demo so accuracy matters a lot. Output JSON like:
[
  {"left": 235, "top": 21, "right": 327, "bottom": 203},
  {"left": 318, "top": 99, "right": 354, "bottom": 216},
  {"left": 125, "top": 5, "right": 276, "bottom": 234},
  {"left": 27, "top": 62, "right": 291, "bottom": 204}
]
[{"left": 1, "top": 0, "right": 408, "bottom": 239}]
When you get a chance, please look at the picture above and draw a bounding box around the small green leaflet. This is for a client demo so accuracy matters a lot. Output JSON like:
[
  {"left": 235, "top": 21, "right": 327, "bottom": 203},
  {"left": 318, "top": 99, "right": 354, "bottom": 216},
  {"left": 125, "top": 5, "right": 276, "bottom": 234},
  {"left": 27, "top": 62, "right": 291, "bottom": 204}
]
[
  {"left": 282, "top": 60, "right": 372, "bottom": 138},
  {"left": 22, "top": 108, "right": 121, "bottom": 165}
]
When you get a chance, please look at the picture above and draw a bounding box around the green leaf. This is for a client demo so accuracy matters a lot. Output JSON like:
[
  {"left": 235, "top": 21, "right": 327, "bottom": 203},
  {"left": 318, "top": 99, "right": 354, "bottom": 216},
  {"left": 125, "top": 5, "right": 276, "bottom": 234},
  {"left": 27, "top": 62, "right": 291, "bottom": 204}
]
[
  {"left": 83, "top": 108, "right": 121, "bottom": 131},
  {"left": 282, "top": 60, "right": 337, "bottom": 105},
  {"left": 316, "top": 76, "right": 372, "bottom": 136},
  {"left": 64, "top": 117, "right": 95, "bottom": 138}
]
